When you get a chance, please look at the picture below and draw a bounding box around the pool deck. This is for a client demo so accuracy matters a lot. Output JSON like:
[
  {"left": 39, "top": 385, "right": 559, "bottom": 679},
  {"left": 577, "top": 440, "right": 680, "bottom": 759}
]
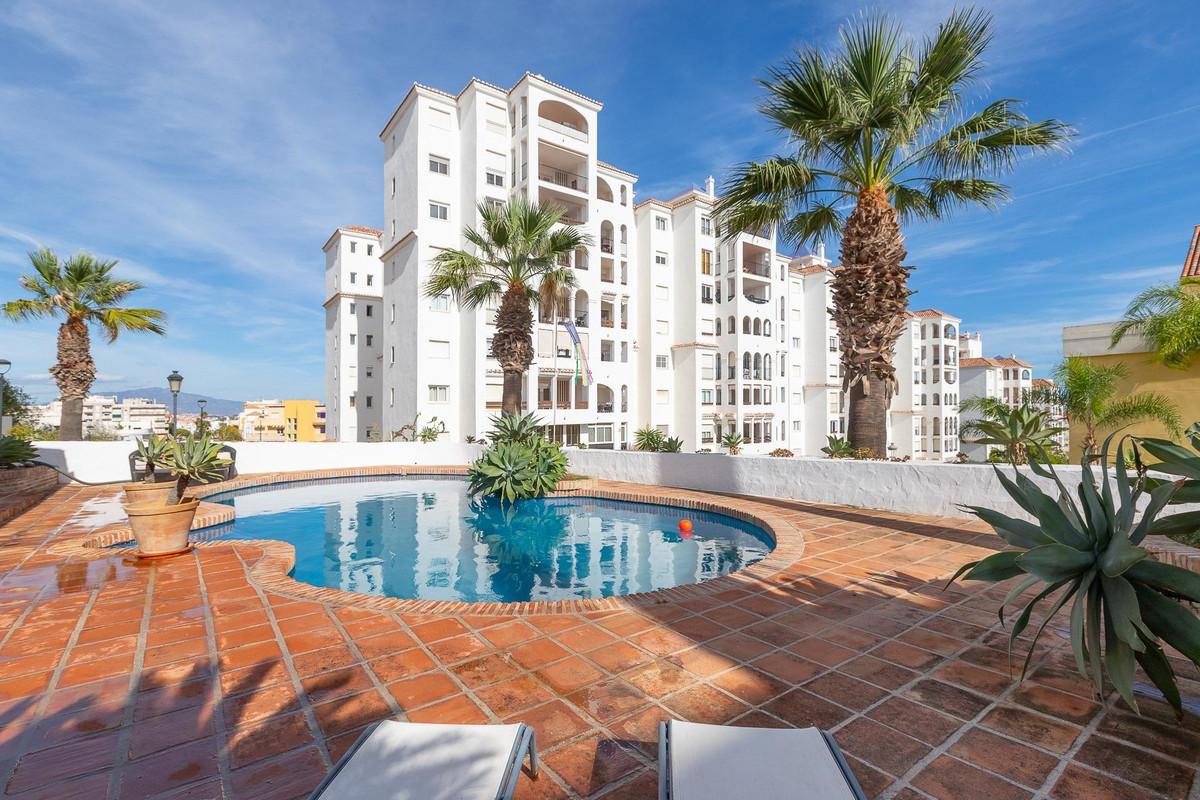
[{"left": 1, "top": 471, "right": 1197, "bottom": 799}]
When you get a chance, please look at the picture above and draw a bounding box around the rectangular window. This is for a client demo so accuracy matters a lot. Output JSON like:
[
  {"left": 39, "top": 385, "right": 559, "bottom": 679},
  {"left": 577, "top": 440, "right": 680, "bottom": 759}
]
[
  {"left": 655, "top": 216, "right": 667, "bottom": 231},
  {"left": 349, "top": 272, "right": 357, "bottom": 284},
  {"left": 829, "top": 336, "right": 837, "bottom": 352},
  {"left": 389, "top": 346, "right": 395, "bottom": 365},
  {"left": 655, "top": 284, "right": 669, "bottom": 301},
  {"left": 655, "top": 253, "right": 667, "bottom": 267},
  {"left": 367, "top": 244, "right": 374, "bottom": 256},
  {"left": 431, "top": 294, "right": 450, "bottom": 312},
  {"left": 700, "top": 285, "right": 713, "bottom": 304},
  {"left": 365, "top": 335, "right": 373, "bottom": 346},
  {"left": 485, "top": 170, "right": 504, "bottom": 187},
  {"left": 389, "top": 388, "right": 394, "bottom": 407},
  {"left": 365, "top": 367, "right": 373, "bottom": 378},
  {"left": 656, "top": 389, "right": 669, "bottom": 405},
  {"left": 656, "top": 355, "right": 669, "bottom": 369},
  {"left": 429, "top": 202, "right": 448, "bottom": 220},
  {"left": 701, "top": 216, "right": 713, "bottom": 236},
  {"left": 350, "top": 241, "right": 357, "bottom": 254},
  {"left": 349, "top": 333, "right": 356, "bottom": 345},
  {"left": 428, "top": 385, "right": 449, "bottom": 402},
  {"left": 365, "top": 395, "right": 373, "bottom": 408},
  {"left": 700, "top": 250, "right": 712, "bottom": 275},
  {"left": 349, "top": 395, "right": 356, "bottom": 408},
  {"left": 349, "top": 301, "right": 356, "bottom": 314},
  {"left": 364, "top": 305, "right": 373, "bottom": 317},
  {"left": 429, "top": 156, "right": 449, "bottom": 175},
  {"left": 701, "top": 389, "right": 714, "bottom": 405},
  {"left": 366, "top": 274, "right": 374, "bottom": 287},
  {"left": 390, "top": 304, "right": 395, "bottom": 323},
  {"left": 391, "top": 219, "right": 396, "bottom": 237},
  {"left": 390, "top": 177, "right": 395, "bottom": 197},
  {"left": 429, "top": 339, "right": 450, "bottom": 358},
  {"left": 655, "top": 319, "right": 668, "bottom": 335}
]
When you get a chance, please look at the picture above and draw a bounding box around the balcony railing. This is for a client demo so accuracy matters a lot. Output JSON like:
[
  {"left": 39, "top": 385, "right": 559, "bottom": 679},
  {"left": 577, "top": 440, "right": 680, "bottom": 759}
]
[
  {"left": 601, "top": 318, "right": 614, "bottom": 328},
  {"left": 575, "top": 315, "right": 588, "bottom": 328},
  {"left": 743, "top": 259, "right": 771, "bottom": 278},
  {"left": 600, "top": 238, "right": 613, "bottom": 254},
  {"left": 540, "top": 167, "right": 588, "bottom": 192},
  {"left": 743, "top": 294, "right": 768, "bottom": 304},
  {"left": 598, "top": 402, "right": 614, "bottom": 413},
  {"left": 538, "top": 116, "right": 588, "bottom": 142}
]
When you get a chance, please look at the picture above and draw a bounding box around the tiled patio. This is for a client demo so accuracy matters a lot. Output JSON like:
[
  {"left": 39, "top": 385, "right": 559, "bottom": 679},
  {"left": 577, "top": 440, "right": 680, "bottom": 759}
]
[{"left": 1, "top": 475, "right": 1197, "bottom": 800}]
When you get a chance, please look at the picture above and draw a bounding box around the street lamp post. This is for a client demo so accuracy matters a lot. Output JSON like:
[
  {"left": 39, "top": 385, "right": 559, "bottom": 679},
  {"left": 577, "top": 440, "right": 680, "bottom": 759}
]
[
  {"left": 167, "top": 370, "right": 183, "bottom": 436},
  {"left": 258, "top": 410, "right": 266, "bottom": 442},
  {"left": 197, "top": 399, "right": 207, "bottom": 436},
  {"left": 0, "top": 359, "right": 11, "bottom": 436}
]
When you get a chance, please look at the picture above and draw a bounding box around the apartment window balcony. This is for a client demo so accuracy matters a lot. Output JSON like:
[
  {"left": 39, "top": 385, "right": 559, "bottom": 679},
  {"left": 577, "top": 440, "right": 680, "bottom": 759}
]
[
  {"left": 538, "top": 116, "right": 588, "bottom": 143},
  {"left": 742, "top": 258, "right": 771, "bottom": 279},
  {"left": 540, "top": 167, "right": 588, "bottom": 193},
  {"left": 575, "top": 314, "right": 588, "bottom": 328},
  {"left": 601, "top": 318, "right": 614, "bottom": 328},
  {"left": 601, "top": 263, "right": 614, "bottom": 283},
  {"left": 600, "top": 238, "right": 613, "bottom": 254},
  {"left": 743, "top": 293, "right": 769, "bottom": 305},
  {"left": 598, "top": 402, "right": 614, "bottom": 413}
]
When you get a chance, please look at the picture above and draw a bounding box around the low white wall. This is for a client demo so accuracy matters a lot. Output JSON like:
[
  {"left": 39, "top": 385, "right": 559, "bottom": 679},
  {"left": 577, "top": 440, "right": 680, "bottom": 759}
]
[
  {"left": 35, "top": 442, "right": 485, "bottom": 484},
  {"left": 564, "top": 449, "right": 1179, "bottom": 521}
]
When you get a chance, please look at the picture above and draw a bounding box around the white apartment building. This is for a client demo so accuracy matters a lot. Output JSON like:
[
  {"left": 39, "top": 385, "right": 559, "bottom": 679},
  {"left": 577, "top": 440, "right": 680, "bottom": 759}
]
[
  {"left": 324, "top": 225, "right": 385, "bottom": 441},
  {"left": 35, "top": 395, "right": 169, "bottom": 439},
  {"left": 324, "top": 73, "right": 961, "bottom": 459}
]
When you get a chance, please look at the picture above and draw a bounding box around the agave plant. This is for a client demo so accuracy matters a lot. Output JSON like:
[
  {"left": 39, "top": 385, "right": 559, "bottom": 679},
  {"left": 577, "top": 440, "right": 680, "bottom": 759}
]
[
  {"left": 468, "top": 438, "right": 567, "bottom": 504},
  {"left": 951, "top": 433, "right": 1200, "bottom": 718},
  {"left": 165, "top": 433, "right": 231, "bottom": 504},
  {"left": 660, "top": 436, "right": 684, "bottom": 453},
  {"left": 1134, "top": 422, "right": 1200, "bottom": 544},
  {"left": 720, "top": 432, "right": 744, "bottom": 456},
  {"left": 488, "top": 412, "right": 544, "bottom": 447},
  {"left": 821, "top": 435, "right": 854, "bottom": 459},
  {"left": 960, "top": 399, "right": 1066, "bottom": 464},
  {"left": 528, "top": 439, "right": 568, "bottom": 496},
  {"left": 634, "top": 426, "right": 665, "bottom": 452},
  {"left": 134, "top": 433, "right": 173, "bottom": 483},
  {"left": 0, "top": 435, "right": 37, "bottom": 468}
]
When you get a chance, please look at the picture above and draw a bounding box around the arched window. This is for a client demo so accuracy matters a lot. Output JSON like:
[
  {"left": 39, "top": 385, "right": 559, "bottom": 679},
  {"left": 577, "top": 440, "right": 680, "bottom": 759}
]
[
  {"left": 944, "top": 324, "right": 956, "bottom": 339},
  {"left": 619, "top": 224, "right": 627, "bottom": 244},
  {"left": 619, "top": 185, "right": 628, "bottom": 206},
  {"left": 742, "top": 316, "right": 751, "bottom": 334},
  {"left": 728, "top": 316, "right": 735, "bottom": 333},
  {"left": 621, "top": 384, "right": 628, "bottom": 413},
  {"left": 715, "top": 353, "right": 722, "bottom": 377},
  {"left": 727, "top": 351, "right": 736, "bottom": 379},
  {"left": 596, "top": 178, "right": 613, "bottom": 202},
  {"left": 764, "top": 354, "right": 772, "bottom": 380},
  {"left": 716, "top": 318, "right": 722, "bottom": 336},
  {"left": 537, "top": 99, "right": 588, "bottom": 135},
  {"left": 753, "top": 319, "right": 761, "bottom": 336},
  {"left": 1021, "top": 369, "right": 1031, "bottom": 380},
  {"left": 764, "top": 320, "right": 771, "bottom": 336},
  {"left": 742, "top": 352, "right": 751, "bottom": 377},
  {"left": 753, "top": 353, "right": 762, "bottom": 380}
]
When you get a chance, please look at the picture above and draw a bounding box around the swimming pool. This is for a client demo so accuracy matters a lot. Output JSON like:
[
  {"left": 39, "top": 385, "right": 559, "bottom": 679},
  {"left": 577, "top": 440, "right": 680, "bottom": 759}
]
[{"left": 197, "top": 476, "right": 774, "bottom": 603}]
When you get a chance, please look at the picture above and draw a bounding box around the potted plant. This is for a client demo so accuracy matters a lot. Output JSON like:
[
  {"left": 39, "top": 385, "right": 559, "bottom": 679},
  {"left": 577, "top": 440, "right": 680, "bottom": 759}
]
[
  {"left": 123, "top": 433, "right": 174, "bottom": 505},
  {"left": 126, "top": 433, "right": 230, "bottom": 558},
  {"left": 0, "top": 435, "right": 37, "bottom": 469}
]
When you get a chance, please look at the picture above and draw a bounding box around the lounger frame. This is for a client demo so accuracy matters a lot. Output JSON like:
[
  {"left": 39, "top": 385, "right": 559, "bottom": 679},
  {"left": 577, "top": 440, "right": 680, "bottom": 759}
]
[
  {"left": 307, "top": 721, "right": 538, "bottom": 800},
  {"left": 657, "top": 721, "right": 867, "bottom": 800}
]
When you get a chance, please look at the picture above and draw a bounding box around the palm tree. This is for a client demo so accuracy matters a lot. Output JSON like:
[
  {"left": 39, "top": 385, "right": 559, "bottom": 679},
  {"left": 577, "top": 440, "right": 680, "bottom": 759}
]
[
  {"left": 716, "top": 10, "right": 1070, "bottom": 453},
  {"left": 1053, "top": 357, "right": 1181, "bottom": 456},
  {"left": 959, "top": 397, "right": 1064, "bottom": 464},
  {"left": 424, "top": 198, "right": 590, "bottom": 415},
  {"left": 3, "top": 249, "right": 166, "bottom": 440},
  {"left": 1111, "top": 282, "right": 1200, "bottom": 369}
]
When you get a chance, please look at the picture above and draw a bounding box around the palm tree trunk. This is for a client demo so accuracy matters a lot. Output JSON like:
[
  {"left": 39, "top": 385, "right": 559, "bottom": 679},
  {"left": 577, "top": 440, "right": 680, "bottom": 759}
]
[
  {"left": 493, "top": 286, "right": 534, "bottom": 415},
  {"left": 834, "top": 187, "right": 911, "bottom": 455},
  {"left": 50, "top": 319, "right": 96, "bottom": 441}
]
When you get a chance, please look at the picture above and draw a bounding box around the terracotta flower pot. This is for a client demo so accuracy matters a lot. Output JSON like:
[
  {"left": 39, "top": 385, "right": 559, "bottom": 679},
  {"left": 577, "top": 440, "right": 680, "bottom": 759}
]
[
  {"left": 123, "top": 481, "right": 174, "bottom": 506},
  {"left": 126, "top": 497, "right": 199, "bottom": 558}
]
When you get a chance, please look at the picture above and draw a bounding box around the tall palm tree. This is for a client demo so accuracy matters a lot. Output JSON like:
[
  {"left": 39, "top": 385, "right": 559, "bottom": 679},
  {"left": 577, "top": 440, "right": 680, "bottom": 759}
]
[
  {"left": 716, "top": 10, "right": 1070, "bottom": 453},
  {"left": 1052, "top": 356, "right": 1181, "bottom": 456},
  {"left": 959, "top": 397, "right": 1064, "bottom": 464},
  {"left": 425, "top": 198, "right": 590, "bottom": 415},
  {"left": 1111, "top": 281, "right": 1200, "bottom": 369},
  {"left": 3, "top": 249, "right": 166, "bottom": 440}
]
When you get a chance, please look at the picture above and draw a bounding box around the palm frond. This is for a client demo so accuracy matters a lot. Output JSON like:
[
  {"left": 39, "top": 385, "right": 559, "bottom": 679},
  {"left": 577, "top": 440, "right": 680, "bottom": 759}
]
[
  {"left": 2, "top": 298, "right": 52, "bottom": 321},
  {"left": 1112, "top": 283, "right": 1200, "bottom": 369},
  {"left": 97, "top": 307, "right": 167, "bottom": 342},
  {"left": 1100, "top": 393, "right": 1182, "bottom": 438},
  {"left": 779, "top": 201, "right": 846, "bottom": 247},
  {"left": 426, "top": 249, "right": 487, "bottom": 302}
]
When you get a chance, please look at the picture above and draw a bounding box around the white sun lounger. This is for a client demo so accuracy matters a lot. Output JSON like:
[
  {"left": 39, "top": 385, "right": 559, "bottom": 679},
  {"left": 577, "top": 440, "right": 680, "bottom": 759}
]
[
  {"left": 307, "top": 721, "right": 538, "bottom": 800},
  {"left": 658, "top": 720, "right": 866, "bottom": 799}
]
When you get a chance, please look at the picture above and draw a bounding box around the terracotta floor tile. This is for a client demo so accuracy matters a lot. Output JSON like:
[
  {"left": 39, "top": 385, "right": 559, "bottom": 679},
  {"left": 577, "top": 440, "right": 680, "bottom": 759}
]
[
  {"left": 667, "top": 645, "right": 736, "bottom": 677},
  {"left": 118, "top": 738, "right": 221, "bottom": 799},
  {"left": 6, "top": 729, "right": 121, "bottom": 793},
  {"left": 477, "top": 675, "right": 556, "bottom": 717},
  {"left": 704, "top": 632, "right": 775, "bottom": 661},
  {"left": 479, "top": 620, "right": 542, "bottom": 648},
  {"left": 840, "top": 654, "right": 917, "bottom": 690},
  {"left": 368, "top": 648, "right": 437, "bottom": 683},
  {"left": 427, "top": 633, "right": 492, "bottom": 664},
  {"left": 663, "top": 684, "right": 748, "bottom": 724},
  {"left": 217, "top": 640, "right": 283, "bottom": 672},
  {"left": 835, "top": 717, "right": 931, "bottom": 776},
  {"left": 566, "top": 678, "right": 648, "bottom": 723},
  {"left": 554, "top": 624, "right": 619, "bottom": 653},
  {"left": 228, "top": 746, "right": 326, "bottom": 799},
  {"left": 629, "top": 627, "right": 693, "bottom": 657},
  {"left": 312, "top": 690, "right": 393, "bottom": 737},
  {"left": 1096, "top": 709, "right": 1200, "bottom": 763},
  {"left": 407, "top": 694, "right": 490, "bottom": 724},
  {"left": 1074, "top": 735, "right": 1194, "bottom": 798},
  {"left": 624, "top": 661, "right": 695, "bottom": 698},
  {"left": 979, "top": 705, "right": 1082, "bottom": 754},
  {"left": 226, "top": 711, "right": 315, "bottom": 769},
  {"left": 762, "top": 687, "right": 851, "bottom": 730},
  {"left": 292, "top": 644, "right": 359, "bottom": 677},
  {"left": 711, "top": 666, "right": 789, "bottom": 705},
  {"left": 934, "top": 660, "right": 1015, "bottom": 697},
  {"left": 349, "top": 629, "right": 418, "bottom": 660},
  {"left": 508, "top": 700, "right": 591, "bottom": 749},
  {"left": 387, "top": 671, "right": 459, "bottom": 711},
  {"left": 912, "top": 754, "right": 1031, "bottom": 800},
  {"left": 450, "top": 654, "right": 522, "bottom": 689},
  {"left": 788, "top": 637, "right": 857, "bottom": 667},
  {"left": 949, "top": 727, "right": 1060, "bottom": 789},
  {"left": 607, "top": 704, "right": 671, "bottom": 757},
  {"left": 410, "top": 617, "right": 468, "bottom": 643},
  {"left": 127, "top": 704, "right": 217, "bottom": 760},
  {"left": 1011, "top": 684, "right": 1102, "bottom": 726},
  {"left": 219, "top": 660, "right": 291, "bottom": 697},
  {"left": 751, "top": 650, "right": 823, "bottom": 683},
  {"left": 868, "top": 696, "right": 963, "bottom": 745},
  {"left": 301, "top": 665, "right": 374, "bottom": 705},
  {"left": 587, "top": 641, "right": 652, "bottom": 674},
  {"left": 58, "top": 652, "right": 134, "bottom": 687},
  {"left": 509, "top": 638, "right": 571, "bottom": 670},
  {"left": 215, "top": 623, "right": 275, "bottom": 651},
  {"left": 543, "top": 734, "right": 641, "bottom": 796},
  {"left": 1050, "top": 764, "right": 1160, "bottom": 800},
  {"left": 222, "top": 682, "right": 300, "bottom": 727},
  {"left": 903, "top": 678, "right": 990, "bottom": 720},
  {"left": 535, "top": 655, "right": 605, "bottom": 694},
  {"left": 803, "top": 671, "right": 888, "bottom": 711}
]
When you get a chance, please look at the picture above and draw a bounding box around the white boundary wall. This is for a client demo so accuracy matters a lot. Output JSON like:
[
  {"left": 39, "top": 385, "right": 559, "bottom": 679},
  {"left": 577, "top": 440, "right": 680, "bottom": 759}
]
[{"left": 35, "top": 442, "right": 485, "bottom": 484}]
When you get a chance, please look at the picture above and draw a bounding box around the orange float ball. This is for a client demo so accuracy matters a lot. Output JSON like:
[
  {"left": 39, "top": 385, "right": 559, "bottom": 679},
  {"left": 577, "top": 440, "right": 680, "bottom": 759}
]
[{"left": 678, "top": 519, "right": 693, "bottom": 533}]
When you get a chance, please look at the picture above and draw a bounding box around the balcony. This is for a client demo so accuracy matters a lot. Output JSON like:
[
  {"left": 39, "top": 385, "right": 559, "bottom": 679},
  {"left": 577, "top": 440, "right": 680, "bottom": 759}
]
[
  {"left": 600, "top": 238, "right": 613, "bottom": 254},
  {"left": 742, "top": 258, "right": 771, "bottom": 279},
  {"left": 539, "top": 167, "right": 588, "bottom": 193},
  {"left": 538, "top": 116, "right": 588, "bottom": 143}
]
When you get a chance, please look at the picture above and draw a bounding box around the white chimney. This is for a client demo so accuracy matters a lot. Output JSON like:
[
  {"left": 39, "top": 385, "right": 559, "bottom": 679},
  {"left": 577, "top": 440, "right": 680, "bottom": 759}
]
[
  {"left": 704, "top": 175, "right": 715, "bottom": 196},
  {"left": 816, "top": 241, "right": 826, "bottom": 261}
]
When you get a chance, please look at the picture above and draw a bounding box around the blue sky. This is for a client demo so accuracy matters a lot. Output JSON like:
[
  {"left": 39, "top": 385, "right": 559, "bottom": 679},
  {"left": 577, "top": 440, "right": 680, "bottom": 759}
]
[{"left": 1, "top": 0, "right": 1197, "bottom": 403}]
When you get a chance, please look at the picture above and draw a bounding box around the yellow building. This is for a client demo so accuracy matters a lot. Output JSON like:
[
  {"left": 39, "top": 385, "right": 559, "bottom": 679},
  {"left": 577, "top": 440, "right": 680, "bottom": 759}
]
[
  {"left": 1061, "top": 225, "right": 1200, "bottom": 458},
  {"left": 239, "top": 400, "right": 327, "bottom": 442}
]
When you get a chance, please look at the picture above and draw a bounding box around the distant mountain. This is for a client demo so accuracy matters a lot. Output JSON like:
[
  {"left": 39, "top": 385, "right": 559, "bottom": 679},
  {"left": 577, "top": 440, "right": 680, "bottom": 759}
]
[{"left": 111, "top": 389, "right": 244, "bottom": 417}]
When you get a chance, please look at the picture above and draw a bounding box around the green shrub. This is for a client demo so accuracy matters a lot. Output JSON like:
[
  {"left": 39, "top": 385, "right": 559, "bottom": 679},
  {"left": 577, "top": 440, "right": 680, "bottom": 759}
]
[
  {"left": 769, "top": 448, "right": 794, "bottom": 457},
  {"left": 467, "top": 438, "right": 567, "bottom": 504},
  {"left": 0, "top": 435, "right": 37, "bottom": 468},
  {"left": 634, "top": 426, "right": 665, "bottom": 452},
  {"left": 660, "top": 436, "right": 684, "bottom": 453},
  {"left": 821, "top": 435, "right": 854, "bottom": 458},
  {"left": 720, "top": 432, "right": 743, "bottom": 455},
  {"left": 487, "top": 412, "right": 544, "bottom": 446},
  {"left": 951, "top": 433, "right": 1200, "bottom": 718}
]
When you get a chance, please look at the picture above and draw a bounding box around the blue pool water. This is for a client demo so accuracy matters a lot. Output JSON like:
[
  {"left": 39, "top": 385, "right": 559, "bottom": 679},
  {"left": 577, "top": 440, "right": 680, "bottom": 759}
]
[{"left": 196, "top": 477, "right": 773, "bottom": 603}]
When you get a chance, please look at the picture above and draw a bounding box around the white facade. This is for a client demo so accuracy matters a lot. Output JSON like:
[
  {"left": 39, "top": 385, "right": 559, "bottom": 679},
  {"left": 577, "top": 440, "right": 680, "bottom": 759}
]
[
  {"left": 35, "top": 395, "right": 169, "bottom": 439},
  {"left": 323, "top": 73, "right": 960, "bottom": 459}
]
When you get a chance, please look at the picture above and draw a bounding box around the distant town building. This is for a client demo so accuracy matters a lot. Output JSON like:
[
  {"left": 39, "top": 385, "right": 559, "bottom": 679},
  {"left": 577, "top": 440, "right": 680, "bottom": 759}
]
[
  {"left": 238, "top": 400, "right": 326, "bottom": 442},
  {"left": 34, "top": 396, "right": 169, "bottom": 439}
]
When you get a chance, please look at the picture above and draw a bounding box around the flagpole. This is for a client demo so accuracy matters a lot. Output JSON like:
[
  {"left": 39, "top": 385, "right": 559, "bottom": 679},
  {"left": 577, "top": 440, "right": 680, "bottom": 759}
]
[{"left": 552, "top": 306, "right": 558, "bottom": 442}]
